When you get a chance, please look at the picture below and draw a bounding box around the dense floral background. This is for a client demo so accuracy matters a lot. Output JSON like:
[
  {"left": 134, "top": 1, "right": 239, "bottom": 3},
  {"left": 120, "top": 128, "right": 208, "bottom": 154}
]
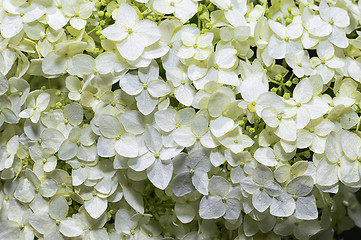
[{"left": 2, "top": 0, "right": 361, "bottom": 239}]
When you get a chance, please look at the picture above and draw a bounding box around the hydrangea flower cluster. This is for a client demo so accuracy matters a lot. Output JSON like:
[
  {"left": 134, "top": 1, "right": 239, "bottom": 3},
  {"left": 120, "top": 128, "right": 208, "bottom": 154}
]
[{"left": 2, "top": 0, "right": 361, "bottom": 239}]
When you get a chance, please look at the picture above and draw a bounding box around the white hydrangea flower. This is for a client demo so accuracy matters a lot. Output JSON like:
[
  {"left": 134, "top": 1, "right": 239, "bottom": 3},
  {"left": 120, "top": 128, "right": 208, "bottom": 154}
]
[
  {"left": 0, "top": 95, "right": 18, "bottom": 127},
  {"left": 42, "top": 41, "right": 88, "bottom": 75},
  {"left": 211, "top": 0, "right": 247, "bottom": 27},
  {"left": 129, "top": 124, "right": 182, "bottom": 190},
  {"left": 101, "top": 3, "right": 161, "bottom": 61},
  {"left": 310, "top": 40, "right": 345, "bottom": 84},
  {"left": 1, "top": 0, "right": 46, "bottom": 39},
  {"left": 267, "top": 16, "right": 303, "bottom": 60},
  {"left": 19, "top": 92, "right": 50, "bottom": 123},
  {"left": 177, "top": 25, "right": 213, "bottom": 61},
  {"left": 171, "top": 149, "right": 211, "bottom": 196},
  {"left": 240, "top": 165, "right": 283, "bottom": 213},
  {"left": 120, "top": 60, "right": 170, "bottom": 115},
  {"left": 152, "top": 0, "right": 198, "bottom": 23},
  {"left": 0, "top": 0, "right": 361, "bottom": 238},
  {"left": 199, "top": 176, "right": 242, "bottom": 220},
  {"left": 270, "top": 175, "right": 318, "bottom": 220},
  {"left": 166, "top": 65, "right": 196, "bottom": 106}
]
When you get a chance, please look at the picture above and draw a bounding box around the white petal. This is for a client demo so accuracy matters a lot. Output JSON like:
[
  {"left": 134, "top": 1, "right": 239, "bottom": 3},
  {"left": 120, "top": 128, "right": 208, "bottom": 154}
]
[
  {"left": 39, "top": 178, "right": 58, "bottom": 198},
  {"left": 155, "top": 108, "right": 176, "bottom": 132},
  {"left": 215, "top": 48, "right": 237, "bottom": 69},
  {"left": 330, "top": 6, "right": 350, "bottom": 28},
  {"left": 135, "top": 90, "right": 157, "bottom": 115},
  {"left": 153, "top": 0, "right": 174, "bottom": 14},
  {"left": 99, "top": 115, "right": 122, "bottom": 138},
  {"left": 59, "top": 219, "right": 83, "bottom": 237},
  {"left": 128, "top": 152, "right": 155, "bottom": 171},
  {"left": 148, "top": 80, "right": 170, "bottom": 98},
  {"left": 14, "top": 179, "right": 35, "bottom": 203},
  {"left": 224, "top": 198, "right": 241, "bottom": 220},
  {"left": 58, "top": 140, "right": 77, "bottom": 160},
  {"left": 0, "top": 221, "right": 20, "bottom": 239},
  {"left": 287, "top": 175, "right": 314, "bottom": 197},
  {"left": 293, "top": 78, "right": 313, "bottom": 104},
  {"left": 46, "top": 8, "right": 69, "bottom": 31},
  {"left": 1, "top": 15, "right": 23, "bottom": 38},
  {"left": 122, "top": 186, "right": 144, "bottom": 213},
  {"left": 117, "top": 34, "right": 145, "bottom": 61},
  {"left": 133, "top": 20, "right": 161, "bottom": 46},
  {"left": 172, "top": 127, "right": 196, "bottom": 147},
  {"left": 84, "top": 196, "right": 107, "bottom": 219},
  {"left": 254, "top": 147, "right": 278, "bottom": 167},
  {"left": 97, "top": 136, "right": 116, "bottom": 158},
  {"left": 116, "top": 3, "right": 139, "bottom": 28},
  {"left": 64, "top": 103, "right": 83, "bottom": 126},
  {"left": 70, "top": 17, "right": 86, "bottom": 30},
  {"left": 147, "top": 158, "right": 173, "bottom": 190},
  {"left": 218, "top": 69, "right": 239, "bottom": 86},
  {"left": 307, "top": 15, "right": 332, "bottom": 37},
  {"left": 175, "top": 202, "right": 195, "bottom": 223},
  {"left": 329, "top": 26, "right": 348, "bottom": 48},
  {"left": 208, "top": 90, "right": 232, "bottom": 118},
  {"left": 208, "top": 176, "right": 230, "bottom": 196},
  {"left": 68, "top": 54, "right": 95, "bottom": 77},
  {"left": 0, "top": 73, "right": 9, "bottom": 94},
  {"left": 262, "top": 107, "right": 280, "bottom": 128},
  {"left": 275, "top": 118, "right": 297, "bottom": 142},
  {"left": 268, "top": 20, "right": 286, "bottom": 39},
  {"left": 174, "top": 84, "right": 196, "bottom": 106},
  {"left": 348, "top": 59, "right": 361, "bottom": 83},
  {"left": 270, "top": 193, "right": 295, "bottom": 217},
  {"left": 341, "top": 130, "right": 361, "bottom": 160},
  {"left": 120, "top": 110, "right": 145, "bottom": 134},
  {"left": 49, "top": 195, "right": 69, "bottom": 220},
  {"left": 41, "top": 128, "right": 64, "bottom": 151},
  {"left": 115, "top": 209, "right": 137, "bottom": 233},
  {"left": 210, "top": 116, "right": 234, "bottom": 138},
  {"left": 317, "top": 40, "right": 334, "bottom": 60},
  {"left": 294, "top": 195, "right": 318, "bottom": 220},
  {"left": 192, "top": 170, "right": 209, "bottom": 195},
  {"left": 316, "top": 158, "right": 338, "bottom": 187},
  {"left": 340, "top": 159, "right": 360, "bottom": 184},
  {"left": 268, "top": 35, "right": 286, "bottom": 59},
  {"left": 252, "top": 189, "right": 272, "bottom": 212},
  {"left": 42, "top": 52, "right": 67, "bottom": 75},
  {"left": 115, "top": 133, "right": 138, "bottom": 158},
  {"left": 286, "top": 22, "right": 303, "bottom": 39},
  {"left": 101, "top": 24, "right": 128, "bottom": 41},
  {"left": 144, "top": 124, "right": 162, "bottom": 153},
  {"left": 199, "top": 196, "right": 225, "bottom": 219},
  {"left": 171, "top": 172, "right": 195, "bottom": 197}
]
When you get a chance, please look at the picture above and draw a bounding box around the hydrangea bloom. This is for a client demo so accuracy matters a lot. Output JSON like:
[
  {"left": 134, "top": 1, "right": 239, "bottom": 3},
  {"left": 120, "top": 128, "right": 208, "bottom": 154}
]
[{"left": 1, "top": 0, "right": 361, "bottom": 239}]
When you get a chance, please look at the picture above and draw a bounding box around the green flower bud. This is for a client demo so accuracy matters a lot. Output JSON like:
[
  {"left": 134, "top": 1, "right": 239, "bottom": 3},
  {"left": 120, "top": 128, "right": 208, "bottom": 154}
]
[
  {"left": 285, "top": 18, "right": 292, "bottom": 25},
  {"left": 275, "top": 74, "right": 283, "bottom": 81},
  {"left": 105, "top": 12, "right": 112, "bottom": 18},
  {"left": 98, "top": 11, "right": 104, "bottom": 17},
  {"left": 271, "top": 87, "right": 278, "bottom": 93},
  {"left": 95, "top": 1, "right": 102, "bottom": 9},
  {"left": 247, "top": 103, "right": 256, "bottom": 112},
  {"left": 283, "top": 92, "right": 291, "bottom": 99}
]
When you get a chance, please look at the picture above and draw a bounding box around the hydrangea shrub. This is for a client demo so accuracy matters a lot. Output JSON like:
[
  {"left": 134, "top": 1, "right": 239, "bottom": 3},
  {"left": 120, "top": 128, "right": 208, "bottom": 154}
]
[{"left": 1, "top": 0, "right": 361, "bottom": 239}]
